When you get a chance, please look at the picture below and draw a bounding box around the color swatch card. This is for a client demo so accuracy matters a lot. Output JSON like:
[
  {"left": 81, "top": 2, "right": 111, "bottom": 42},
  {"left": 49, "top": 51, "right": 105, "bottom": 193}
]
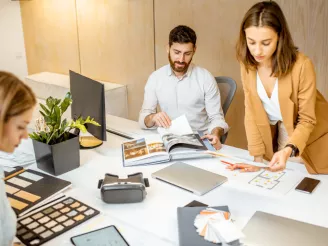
[
  {"left": 4, "top": 169, "right": 71, "bottom": 217},
  {"left": 3, "top": 166, "right": 25, "bottom": 179},
  {"left": 194, "top": 208, "right": 244, "bottom": 244},
  {"left": 16, "top": 197, "right": 99, "bottom": 246}
]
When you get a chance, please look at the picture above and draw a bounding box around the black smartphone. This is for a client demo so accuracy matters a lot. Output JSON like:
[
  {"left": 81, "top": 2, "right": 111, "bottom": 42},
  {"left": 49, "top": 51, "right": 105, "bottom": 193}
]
[
  {"left": 295, "top": 177, "right": 320, "bottom": 194},
  {"left": 71, "top": 225, "right": 130, "bottom": 246},
  {"left": 184, "top": 200, "right": 208, "bottom": 207}
]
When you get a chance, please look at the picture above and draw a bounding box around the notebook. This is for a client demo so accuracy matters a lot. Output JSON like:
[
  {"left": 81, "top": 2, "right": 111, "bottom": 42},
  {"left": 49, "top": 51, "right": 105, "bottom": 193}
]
[
  {"left": 4, "top": 169, "right": 72, "bottom": 217},
  {"left": 177, "top": 206, "right": 240, "bottom": 246},
  {"left": 242, "top": 211, "right": 328, "bottom": 246},
  {"left": 152, "top": 162, "right": 227, "bottom": 196}
]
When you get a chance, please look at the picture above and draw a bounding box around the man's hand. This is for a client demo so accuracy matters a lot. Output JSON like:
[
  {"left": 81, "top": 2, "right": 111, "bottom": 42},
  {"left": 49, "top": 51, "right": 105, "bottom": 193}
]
[
  {"left": 144, "top": 112, "right": 171, "bottom": 128},
  {"left": 201, "top": 127, "right": 224, "bottom": 150},
  {"left": 267, "top": 147, "right": 292, "bottom": 172},
  {"left": 201, "top": 134, "right": 222, "bottom": 150}
]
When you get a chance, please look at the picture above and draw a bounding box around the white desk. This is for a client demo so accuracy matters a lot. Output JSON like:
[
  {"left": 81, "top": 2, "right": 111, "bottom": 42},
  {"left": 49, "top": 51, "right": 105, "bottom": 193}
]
[{"left": 16, "top": 115, "right": 328, "bottom": 245}]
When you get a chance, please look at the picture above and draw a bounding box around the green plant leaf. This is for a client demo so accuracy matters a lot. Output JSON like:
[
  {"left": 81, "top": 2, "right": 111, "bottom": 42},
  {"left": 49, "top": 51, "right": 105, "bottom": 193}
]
[
  {"left": 54, "top": 99, "right": 61, "bottom": 106},
  {"left": 60, "top": 118, "right": 68, "bottom": 133},
  {"left": 82, "top": 116, "right": 101, "bottom": 126},
  {"left": 60, "top": 97, "right": 72, "bottom": 114},
  {"left": 70, "top": 120, "right": 87, "bottom": 133},
  {"left": 44, "top": 115, "right": 52, "bottom": 125},
  {"left": 40, "top": 103, "right": 50, "bottom": 115},
  {"left": 46, "top": 97, "right": 55, "bottom": 110},
  {"left": 65, "top": 92, "right": 72, "bottom": 99},
  {"left": 29, "top": 132, "right": 40, "bottom": 141},
  {"left": 39, "top": 111, "right": 46, "bottom": 118},
  {"left": 54, "top": 105, "right": 61, "bottom": 129}
]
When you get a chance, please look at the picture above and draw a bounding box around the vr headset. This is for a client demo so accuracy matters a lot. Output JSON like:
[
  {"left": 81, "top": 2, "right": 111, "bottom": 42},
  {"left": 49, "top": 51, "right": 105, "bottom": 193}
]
[{"left": 98, "top": 172, "right": 149, "bottom": 203}]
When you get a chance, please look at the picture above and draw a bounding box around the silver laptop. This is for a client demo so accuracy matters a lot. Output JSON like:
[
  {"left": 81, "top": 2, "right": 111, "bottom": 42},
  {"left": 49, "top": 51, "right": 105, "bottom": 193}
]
[
  {"left": 151, "top": 162, "right": 227, "bottom": 196},
  {"left": 242, "top": 211, "right": 328, "bottom": 246}
]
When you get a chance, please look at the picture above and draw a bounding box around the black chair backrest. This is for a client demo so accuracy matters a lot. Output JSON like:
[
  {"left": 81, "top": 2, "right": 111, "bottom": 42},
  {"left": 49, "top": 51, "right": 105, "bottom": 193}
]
[{"left": 215, "top": 76, "right": 237, "bottom": 144}]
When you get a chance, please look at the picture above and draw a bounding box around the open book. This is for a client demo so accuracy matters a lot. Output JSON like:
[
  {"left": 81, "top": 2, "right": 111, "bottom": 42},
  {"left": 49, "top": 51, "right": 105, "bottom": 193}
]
[{"left": 122, "top": 115, "right": 215, "bottom": 167}]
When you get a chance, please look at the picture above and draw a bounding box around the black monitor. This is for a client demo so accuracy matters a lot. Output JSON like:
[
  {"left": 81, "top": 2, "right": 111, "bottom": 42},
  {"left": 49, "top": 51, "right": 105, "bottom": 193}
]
[{"left": 69, "top": 70, "right": 107, "bottom": 148}]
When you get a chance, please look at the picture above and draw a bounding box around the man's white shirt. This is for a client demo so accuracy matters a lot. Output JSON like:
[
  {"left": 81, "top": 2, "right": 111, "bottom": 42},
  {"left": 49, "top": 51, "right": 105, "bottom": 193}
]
[{"left": 139, "top": 64, "right": 228, "bottom": 134}]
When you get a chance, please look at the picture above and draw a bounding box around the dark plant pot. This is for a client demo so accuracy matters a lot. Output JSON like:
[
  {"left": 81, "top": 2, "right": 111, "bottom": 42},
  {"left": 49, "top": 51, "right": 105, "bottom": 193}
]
[{"left": 32, "top": 133, "right": 80, "bottom": 176}]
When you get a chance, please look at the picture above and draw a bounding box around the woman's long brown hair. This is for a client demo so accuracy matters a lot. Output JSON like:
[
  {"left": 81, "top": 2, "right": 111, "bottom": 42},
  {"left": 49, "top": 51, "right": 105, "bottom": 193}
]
[{"left": 236, "top": 1, "right": 298, "bottom": 77}]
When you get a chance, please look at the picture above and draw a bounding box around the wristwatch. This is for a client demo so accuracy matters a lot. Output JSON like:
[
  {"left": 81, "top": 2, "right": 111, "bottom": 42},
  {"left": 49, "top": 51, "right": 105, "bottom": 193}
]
[{"left": 285, "top": 144, "right": 299, "bottom": 157}]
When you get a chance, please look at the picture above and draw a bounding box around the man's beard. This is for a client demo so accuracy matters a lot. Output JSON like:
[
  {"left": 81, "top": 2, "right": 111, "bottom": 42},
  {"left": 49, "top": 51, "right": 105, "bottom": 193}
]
[{"left": 168, "top": 53, "right": 192, "bottom": 74}]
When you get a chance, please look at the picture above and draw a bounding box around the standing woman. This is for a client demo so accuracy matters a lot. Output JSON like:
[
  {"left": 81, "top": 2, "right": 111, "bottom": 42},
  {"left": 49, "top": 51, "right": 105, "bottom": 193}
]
[
  {"left": 231, "top": 1, "right": 328, "bottom": 173},
  {"left": 0, "top": 71, "right": 36, "bottom": 245}
]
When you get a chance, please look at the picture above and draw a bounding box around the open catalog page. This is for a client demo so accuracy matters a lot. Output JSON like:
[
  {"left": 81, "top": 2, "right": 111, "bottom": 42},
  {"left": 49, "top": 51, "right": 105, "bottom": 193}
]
[
  {"left": 157, "top": 115, "right": 205, "bottom": 153},
  {"left": 122, "top": 136, "right": 170, "bottom": 166},
  {"left": 161, "top": 133, "right": 204, "bottom": 152}
]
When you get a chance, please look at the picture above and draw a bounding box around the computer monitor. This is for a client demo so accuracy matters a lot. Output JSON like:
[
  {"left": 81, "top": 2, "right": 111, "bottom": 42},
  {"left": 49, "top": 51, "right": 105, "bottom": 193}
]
[{"left": 69, "top": 70, "right": 107, "bottom": 148}]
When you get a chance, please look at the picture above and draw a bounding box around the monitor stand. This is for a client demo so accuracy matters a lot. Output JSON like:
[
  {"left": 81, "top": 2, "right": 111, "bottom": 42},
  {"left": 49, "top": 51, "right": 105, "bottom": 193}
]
[{"left": 79, "top": 136, "right": 103, "bottom": 149}]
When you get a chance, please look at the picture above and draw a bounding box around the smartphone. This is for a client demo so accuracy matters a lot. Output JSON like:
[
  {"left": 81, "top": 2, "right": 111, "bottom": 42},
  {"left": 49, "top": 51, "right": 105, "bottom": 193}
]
[
  {"left": 71, "top": 225, "right": 130, "bottom": 246},
  {"left": 295, "top": 177, "right": 320, "bottom": 194},
  {"left": 184, "top": 200, "right": 208, "bottom": 207}
]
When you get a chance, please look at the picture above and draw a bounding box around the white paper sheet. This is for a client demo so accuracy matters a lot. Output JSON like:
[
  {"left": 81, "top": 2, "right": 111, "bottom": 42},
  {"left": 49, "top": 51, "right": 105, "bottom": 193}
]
[{"left": 157, "top": 115, "right": 193, "bottom": 137}]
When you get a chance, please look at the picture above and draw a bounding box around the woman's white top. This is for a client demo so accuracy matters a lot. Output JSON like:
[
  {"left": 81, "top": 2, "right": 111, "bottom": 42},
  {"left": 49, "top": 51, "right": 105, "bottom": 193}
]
[
  {"left": 257, "top": 72, "right": 283, "bottom": 125},
  {"left": 0, "top": 166, "right": 17, "bottom": 246}
]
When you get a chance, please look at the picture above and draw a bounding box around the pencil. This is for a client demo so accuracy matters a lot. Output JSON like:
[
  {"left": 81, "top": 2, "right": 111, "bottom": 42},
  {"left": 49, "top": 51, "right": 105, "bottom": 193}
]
[{"left": 221, "top": 160, "right": 234, "bottom": 166}]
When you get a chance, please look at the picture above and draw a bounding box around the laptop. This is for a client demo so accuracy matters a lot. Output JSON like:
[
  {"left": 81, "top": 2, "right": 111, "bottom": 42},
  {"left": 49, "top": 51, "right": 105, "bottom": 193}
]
[
  {"left": 151, "top": 162, "right": 227, "bottom": 196},
  {"left": 242, "top": 211, "right": 328, "bottom": 246}
]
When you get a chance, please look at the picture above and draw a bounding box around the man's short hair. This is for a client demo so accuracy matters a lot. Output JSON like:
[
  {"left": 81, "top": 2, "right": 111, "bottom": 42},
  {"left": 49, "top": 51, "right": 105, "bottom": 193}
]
[{"left": 169, "top": 25, "right": 197, "bottom": 47}]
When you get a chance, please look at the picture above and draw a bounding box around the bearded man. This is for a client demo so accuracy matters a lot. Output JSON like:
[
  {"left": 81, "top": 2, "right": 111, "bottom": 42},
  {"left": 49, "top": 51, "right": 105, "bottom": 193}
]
[{"left": 138, "top": 25, "right": 228, "bottom": 150}]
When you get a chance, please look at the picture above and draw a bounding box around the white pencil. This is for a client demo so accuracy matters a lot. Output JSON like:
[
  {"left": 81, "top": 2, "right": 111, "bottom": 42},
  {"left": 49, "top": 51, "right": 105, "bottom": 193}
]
[{"left": 206, "top": 151, "right": 268, "bottom": 168}]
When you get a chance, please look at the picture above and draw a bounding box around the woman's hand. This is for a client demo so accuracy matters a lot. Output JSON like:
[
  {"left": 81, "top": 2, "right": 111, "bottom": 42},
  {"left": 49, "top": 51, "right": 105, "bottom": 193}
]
[
  {"left": 267, "top": 147, "right": 292, "bottom": 172},
  {"left": 226, "top": 163, "right": 262, "bottom": 172},
  {"left": 225, "top": 155, "right": 264, "bottom": 172}
]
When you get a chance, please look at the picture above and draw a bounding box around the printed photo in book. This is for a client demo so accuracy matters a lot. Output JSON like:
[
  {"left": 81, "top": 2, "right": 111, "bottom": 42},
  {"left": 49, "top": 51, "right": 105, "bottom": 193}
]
[{"left": 122, "top": 115, "right": 213, "bottom": 167}]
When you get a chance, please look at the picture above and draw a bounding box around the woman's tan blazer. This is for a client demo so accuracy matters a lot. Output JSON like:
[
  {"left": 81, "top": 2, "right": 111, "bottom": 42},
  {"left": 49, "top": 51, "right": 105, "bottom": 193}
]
[{"left": 240, "top": 53, "right": 328, "bottom": 174}]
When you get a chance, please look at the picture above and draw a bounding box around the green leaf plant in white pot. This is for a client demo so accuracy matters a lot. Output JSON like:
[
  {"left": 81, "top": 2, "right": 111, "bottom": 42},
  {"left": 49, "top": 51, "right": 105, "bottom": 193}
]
[{"left": 29, "top": 92, "right": 100, "bottom": 176}]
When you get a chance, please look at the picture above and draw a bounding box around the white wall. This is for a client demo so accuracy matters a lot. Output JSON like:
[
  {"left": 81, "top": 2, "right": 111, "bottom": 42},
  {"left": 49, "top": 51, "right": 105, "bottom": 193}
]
[{"left": 0, "top": 0, "right": 27, "bottom": 79}]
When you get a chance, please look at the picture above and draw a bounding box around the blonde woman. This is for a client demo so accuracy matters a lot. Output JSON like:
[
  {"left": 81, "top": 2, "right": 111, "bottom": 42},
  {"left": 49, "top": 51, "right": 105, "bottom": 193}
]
[
  {"left": 230, "top": 1, "right": 328, "bottom": 173},
  {"left": 0, "top": 71, "right": 36, "bottom": 245}
]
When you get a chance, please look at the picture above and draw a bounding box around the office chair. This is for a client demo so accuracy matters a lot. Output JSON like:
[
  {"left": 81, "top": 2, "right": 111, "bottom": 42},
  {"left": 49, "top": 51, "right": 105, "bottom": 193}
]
[{"left": 215, "top": 76, "right": 237, "bottom": 144}]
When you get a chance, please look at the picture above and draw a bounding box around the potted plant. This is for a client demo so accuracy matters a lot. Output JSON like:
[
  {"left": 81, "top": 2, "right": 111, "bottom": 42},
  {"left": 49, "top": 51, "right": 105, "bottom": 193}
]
[{"left": 29, "top": 92, "right": 100, "bottom": 176}]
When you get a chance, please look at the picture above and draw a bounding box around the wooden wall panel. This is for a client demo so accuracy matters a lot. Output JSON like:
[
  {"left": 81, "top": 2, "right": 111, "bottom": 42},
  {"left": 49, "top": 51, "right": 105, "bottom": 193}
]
[
  {"left": 20, "top": 0, "right": 328, "bottom": 148},
  {"left": 76, "top": 0, "right": 154, "bottom": 120},
  {"left": 277, "top": 0, "right": 328, "bottom": 98},
  {"left": 20, "top": 0, "right": 80, "bottom": 75}
]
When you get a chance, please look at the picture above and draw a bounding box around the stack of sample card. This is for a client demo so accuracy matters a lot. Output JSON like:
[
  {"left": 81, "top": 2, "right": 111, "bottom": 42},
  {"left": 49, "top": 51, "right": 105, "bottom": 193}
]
[
  {"left": 4, "top": 168, "right": 71, "bottom": 217},
  {"left": 194, "top": 208, "right": 244, "bottom": 244}
]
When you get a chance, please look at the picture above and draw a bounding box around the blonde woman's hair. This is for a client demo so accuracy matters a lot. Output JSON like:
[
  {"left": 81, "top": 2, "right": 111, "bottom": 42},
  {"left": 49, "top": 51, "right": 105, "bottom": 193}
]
[{"left": 0, "top": 71, "right": 36, "bottom": 137}]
